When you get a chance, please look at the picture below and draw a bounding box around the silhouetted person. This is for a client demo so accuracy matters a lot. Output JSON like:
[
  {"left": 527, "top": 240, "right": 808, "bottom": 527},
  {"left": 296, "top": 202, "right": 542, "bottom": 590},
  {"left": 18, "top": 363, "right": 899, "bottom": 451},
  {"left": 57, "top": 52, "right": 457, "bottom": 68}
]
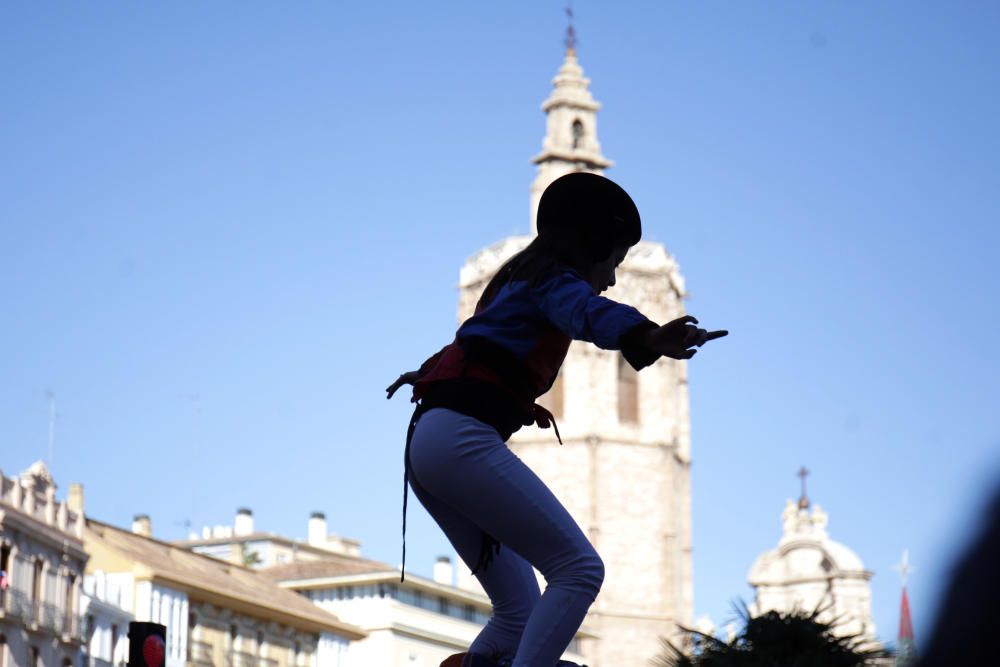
[
  {"left": 915, "top": 479, "right": 1000, "bottom": 667},
  {"left": 387, "top": 173, "right": 728, "bottom": 667}
]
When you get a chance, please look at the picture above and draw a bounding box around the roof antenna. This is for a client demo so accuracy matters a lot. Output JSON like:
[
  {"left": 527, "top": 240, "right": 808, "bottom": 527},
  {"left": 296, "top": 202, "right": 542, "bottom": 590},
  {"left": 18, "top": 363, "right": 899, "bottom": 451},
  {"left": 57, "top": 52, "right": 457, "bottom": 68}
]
[{"left": 45, "top": 389, "right": 56, "bottom": 465}]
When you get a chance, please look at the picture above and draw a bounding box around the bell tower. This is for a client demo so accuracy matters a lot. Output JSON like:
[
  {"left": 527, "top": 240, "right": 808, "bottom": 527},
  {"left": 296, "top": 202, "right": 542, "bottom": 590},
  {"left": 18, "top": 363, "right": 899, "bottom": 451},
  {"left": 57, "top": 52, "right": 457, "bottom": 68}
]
[{"left": 454, "top": 15, "right": 694, "bottom": 667}]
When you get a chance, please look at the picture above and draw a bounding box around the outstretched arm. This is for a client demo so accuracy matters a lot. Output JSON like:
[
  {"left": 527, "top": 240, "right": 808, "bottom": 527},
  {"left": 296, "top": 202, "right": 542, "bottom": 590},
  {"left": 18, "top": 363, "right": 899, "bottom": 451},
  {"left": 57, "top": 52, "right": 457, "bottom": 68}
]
[{"left": 532, "top": 271, "right": 727, "bottom": 365}]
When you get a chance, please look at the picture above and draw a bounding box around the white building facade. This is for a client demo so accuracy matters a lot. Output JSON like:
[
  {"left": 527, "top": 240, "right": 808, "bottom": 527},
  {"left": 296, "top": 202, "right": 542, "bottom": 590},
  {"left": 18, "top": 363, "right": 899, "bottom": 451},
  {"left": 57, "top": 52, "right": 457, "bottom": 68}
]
[
  {"left": 182, "top": 506, "right": 591, "bottom": 666},
  {"left": 0, "top": 462, "right": 87, "bottom": 667},
  {"left": 180, "top": 510, "right": 362, "bottom": 569},
  {"left": 263, "top": 557, "right": 592, "bottom": 667},
  {"left": 80, "top": 570, "right": 133, "bottom": 667}
]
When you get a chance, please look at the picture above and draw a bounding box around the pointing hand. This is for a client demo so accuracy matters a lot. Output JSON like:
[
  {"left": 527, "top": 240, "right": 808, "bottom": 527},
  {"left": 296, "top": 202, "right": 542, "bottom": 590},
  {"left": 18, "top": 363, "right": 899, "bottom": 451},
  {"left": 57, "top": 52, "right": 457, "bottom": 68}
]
[{"left": 644, "top": 316, "right": 728, "bottom": 360}]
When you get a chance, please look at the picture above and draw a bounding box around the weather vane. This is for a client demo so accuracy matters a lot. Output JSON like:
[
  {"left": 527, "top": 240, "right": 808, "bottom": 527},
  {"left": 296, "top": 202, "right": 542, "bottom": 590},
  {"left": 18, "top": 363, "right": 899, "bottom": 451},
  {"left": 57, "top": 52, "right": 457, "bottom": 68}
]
[{"left": 565, "top": 2, "right": 577, "bottom": 54}]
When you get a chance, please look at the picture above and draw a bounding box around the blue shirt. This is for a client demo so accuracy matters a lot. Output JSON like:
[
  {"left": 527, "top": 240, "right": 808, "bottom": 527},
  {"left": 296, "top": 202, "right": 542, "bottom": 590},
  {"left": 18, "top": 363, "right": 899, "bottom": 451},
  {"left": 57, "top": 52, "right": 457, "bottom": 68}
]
[{"left": 457, "top": 269, "right": 653, "bottom": 359}]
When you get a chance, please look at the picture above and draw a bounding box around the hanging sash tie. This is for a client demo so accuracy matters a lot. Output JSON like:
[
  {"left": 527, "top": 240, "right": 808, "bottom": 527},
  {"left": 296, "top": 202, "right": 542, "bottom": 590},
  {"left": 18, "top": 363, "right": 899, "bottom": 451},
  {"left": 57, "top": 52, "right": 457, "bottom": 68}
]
[
  {"left": 532, "top": 403, "right": 563, "bottom": 445},
  {"left": 400, "top": 401, "right": 426, "bottom": 583}
]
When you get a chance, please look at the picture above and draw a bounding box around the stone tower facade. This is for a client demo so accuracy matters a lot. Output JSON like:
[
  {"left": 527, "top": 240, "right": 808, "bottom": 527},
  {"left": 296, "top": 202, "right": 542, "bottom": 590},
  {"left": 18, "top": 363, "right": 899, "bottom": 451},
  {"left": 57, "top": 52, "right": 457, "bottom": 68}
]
[{"left": 453, "top": 46, "right": 694, "bottom": 667}]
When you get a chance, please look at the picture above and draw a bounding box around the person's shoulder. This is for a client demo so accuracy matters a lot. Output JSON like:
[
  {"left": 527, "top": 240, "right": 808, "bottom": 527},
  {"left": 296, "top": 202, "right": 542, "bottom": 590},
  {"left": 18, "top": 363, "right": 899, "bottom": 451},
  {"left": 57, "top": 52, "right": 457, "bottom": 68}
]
[
  {"left": 536, "top": 267, "right": 590, "bottom": 289},
  {"left": 524, "top": 268, "right": 596, "bottom": 305}
]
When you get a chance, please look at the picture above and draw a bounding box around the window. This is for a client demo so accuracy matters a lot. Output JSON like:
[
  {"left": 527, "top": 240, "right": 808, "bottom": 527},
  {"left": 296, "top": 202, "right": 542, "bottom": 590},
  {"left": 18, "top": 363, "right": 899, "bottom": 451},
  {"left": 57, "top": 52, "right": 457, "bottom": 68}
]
[
  {"left": 438, "top": 597, "right": 448, "bottom": 615},
  {"left": 31, "top": 559, "right": 43, "bottom": 622},
  {"left": 617, "top": 354, "right": 638, "bottom": 424},
  {"left": 463, "top": 604, "right": 475, "bottom": 622},
  {"left": 0, "top": 544, "right": 10, "bottom": 612},
  {"left": 111, "top": 624, "right": 119, "bottom": 664},
  {"left": 32, "top": 559, "right": 43, "bottom": 602},
  {"left": 571, "top": 119, "right": 584, "bottom": 149},
  {"left": 64, "top": 574, "right": 76, "bottom": 635}
]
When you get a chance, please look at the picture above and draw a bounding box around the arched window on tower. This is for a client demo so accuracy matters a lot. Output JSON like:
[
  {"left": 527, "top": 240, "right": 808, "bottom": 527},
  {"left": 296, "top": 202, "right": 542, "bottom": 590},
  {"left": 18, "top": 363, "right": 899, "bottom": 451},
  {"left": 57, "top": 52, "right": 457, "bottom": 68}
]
[
  {"left": 617, "top": 354, "right": 638, "bottom": 424},
  {"left": 63, "top": 573, "right": 75, "bottom": 637},
  {"left": 571, "top": 119, "right": 584, "bottom": 149},
  {"left": 538, "top": 370, "right": 564, "bottom": 421}
]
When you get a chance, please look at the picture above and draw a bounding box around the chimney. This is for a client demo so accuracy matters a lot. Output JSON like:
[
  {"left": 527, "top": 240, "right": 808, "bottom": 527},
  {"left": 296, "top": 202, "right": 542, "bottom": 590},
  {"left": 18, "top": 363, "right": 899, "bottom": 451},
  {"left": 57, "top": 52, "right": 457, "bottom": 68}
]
[
  {"left": 308, "top": 512, "right": 327, "bottom": 547},
  {"left": 230, "top": 541, "right": 247, "bottom": 566},
  {"left": 68, "top": 483, "right": 84, "bottom": 514},
  {"left": 234, "top": 508, "right": 254, "bottom": 536},
  {"left": 433, "top": 555, "right": 454, "bottom": 586},
  {"left": 132, "top": 514, "right": 152, "bottom": 538}
]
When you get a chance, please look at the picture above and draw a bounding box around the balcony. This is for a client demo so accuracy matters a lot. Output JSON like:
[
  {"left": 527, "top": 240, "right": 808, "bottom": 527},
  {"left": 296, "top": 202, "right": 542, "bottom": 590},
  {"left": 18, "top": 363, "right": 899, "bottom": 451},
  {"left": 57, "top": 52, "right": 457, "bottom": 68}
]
[
  {"left": 188, "top": 640, "right": 215, "bottom": 666},
  {"left": 188, "top": 643, "right": 280, "bottom": 667},
  {"left": 88, "top": 658, "right": 123, "bottom": 667},
  {"left": 1, "top": 589, "right": 82, "bottom": 640},
  {"left": 227, "top": 651, "right": 278, "bottom": 667},
  {"left": 4, "top": 588, "right": 33, "bottom": 621}
]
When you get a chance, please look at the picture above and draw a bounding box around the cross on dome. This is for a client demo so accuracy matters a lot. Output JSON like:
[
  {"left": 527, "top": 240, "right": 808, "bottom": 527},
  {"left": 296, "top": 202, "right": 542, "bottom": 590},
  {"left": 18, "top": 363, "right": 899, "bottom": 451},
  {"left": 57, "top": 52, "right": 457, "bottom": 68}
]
[{"left": 798, "top": 466, "right": 810, "bottom": 509}]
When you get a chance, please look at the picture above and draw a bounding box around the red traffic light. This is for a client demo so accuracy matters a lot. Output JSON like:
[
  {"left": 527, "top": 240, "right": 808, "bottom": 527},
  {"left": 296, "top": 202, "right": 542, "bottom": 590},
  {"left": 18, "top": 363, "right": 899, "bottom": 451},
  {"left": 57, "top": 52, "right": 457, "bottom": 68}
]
[
  {"left": 143, "top": 634, "right": 165, "bottom": 667},
  {"left": 128, "top": 622, "right": 167, "bottom": 667}
]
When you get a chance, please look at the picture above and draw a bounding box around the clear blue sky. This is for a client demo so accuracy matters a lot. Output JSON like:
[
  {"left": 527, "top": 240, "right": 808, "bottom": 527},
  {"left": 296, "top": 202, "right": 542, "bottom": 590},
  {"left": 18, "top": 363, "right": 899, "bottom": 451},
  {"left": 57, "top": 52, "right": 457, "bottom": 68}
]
[{"left": 3, "top": 1, "right": 998, "bottom": 653}]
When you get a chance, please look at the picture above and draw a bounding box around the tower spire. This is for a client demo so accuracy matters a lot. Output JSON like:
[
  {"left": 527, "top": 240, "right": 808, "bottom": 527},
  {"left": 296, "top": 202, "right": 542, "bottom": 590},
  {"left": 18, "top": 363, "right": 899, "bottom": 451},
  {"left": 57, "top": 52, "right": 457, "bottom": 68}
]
[
  {"left": 565, "top": 2, "right": 577, "bottom": 55},
  {"left": 529, "top": 7, "right": 612, "bottom": 231},
  {"left": 893, "top": 550, "right": 918, "bottom": 666}
]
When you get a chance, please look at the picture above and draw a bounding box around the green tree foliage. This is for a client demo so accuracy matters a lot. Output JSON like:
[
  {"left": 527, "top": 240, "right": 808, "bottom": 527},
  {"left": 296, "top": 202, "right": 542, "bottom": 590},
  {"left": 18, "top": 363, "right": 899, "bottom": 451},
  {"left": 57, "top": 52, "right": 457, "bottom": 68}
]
[
  {"left": 243, "top": 548, "right": 262, "bottom": 567},
  {"left": 654, "top": 602, "right": 888, "bottom": 667}
]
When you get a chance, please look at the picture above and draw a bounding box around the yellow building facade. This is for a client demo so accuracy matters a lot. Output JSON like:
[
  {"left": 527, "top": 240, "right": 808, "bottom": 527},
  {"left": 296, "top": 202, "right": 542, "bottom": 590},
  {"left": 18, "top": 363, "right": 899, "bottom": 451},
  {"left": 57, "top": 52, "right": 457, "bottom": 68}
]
[{"left": 84, "top": 518, "right": 366, "bottom": 667}]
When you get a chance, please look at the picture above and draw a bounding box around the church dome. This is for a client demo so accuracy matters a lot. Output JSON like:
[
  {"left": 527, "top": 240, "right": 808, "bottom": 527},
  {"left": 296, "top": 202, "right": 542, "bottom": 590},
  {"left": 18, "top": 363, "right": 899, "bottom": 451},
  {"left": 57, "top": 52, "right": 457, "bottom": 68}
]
[
  {"left": 749, "top": 500, "right": 869, "bottom": 587},
  {"left": 746, "top": 494, "right": 878, "bottom": 643}
]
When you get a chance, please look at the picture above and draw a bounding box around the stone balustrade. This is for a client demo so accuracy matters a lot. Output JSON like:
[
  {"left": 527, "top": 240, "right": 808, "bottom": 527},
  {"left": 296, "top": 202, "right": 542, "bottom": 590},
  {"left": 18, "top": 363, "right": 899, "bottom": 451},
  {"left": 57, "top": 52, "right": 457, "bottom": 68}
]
[{"left": 0, "top": 466, "right": 84, "bottom": 538}]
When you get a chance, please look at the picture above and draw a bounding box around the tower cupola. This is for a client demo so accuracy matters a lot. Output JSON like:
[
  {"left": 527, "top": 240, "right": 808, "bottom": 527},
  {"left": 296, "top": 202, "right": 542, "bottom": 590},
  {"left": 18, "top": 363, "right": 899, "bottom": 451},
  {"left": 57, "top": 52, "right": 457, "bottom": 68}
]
[{"left": 529, "top": 22, "right": 613, "bottom": 231}]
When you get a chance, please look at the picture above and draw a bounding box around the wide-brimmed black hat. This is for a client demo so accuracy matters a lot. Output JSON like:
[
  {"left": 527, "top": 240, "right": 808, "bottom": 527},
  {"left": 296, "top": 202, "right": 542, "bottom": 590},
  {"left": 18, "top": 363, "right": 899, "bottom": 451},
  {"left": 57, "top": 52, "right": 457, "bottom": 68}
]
[{"left": 536, "top": 172, "right": 641, "bottom": 260}]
